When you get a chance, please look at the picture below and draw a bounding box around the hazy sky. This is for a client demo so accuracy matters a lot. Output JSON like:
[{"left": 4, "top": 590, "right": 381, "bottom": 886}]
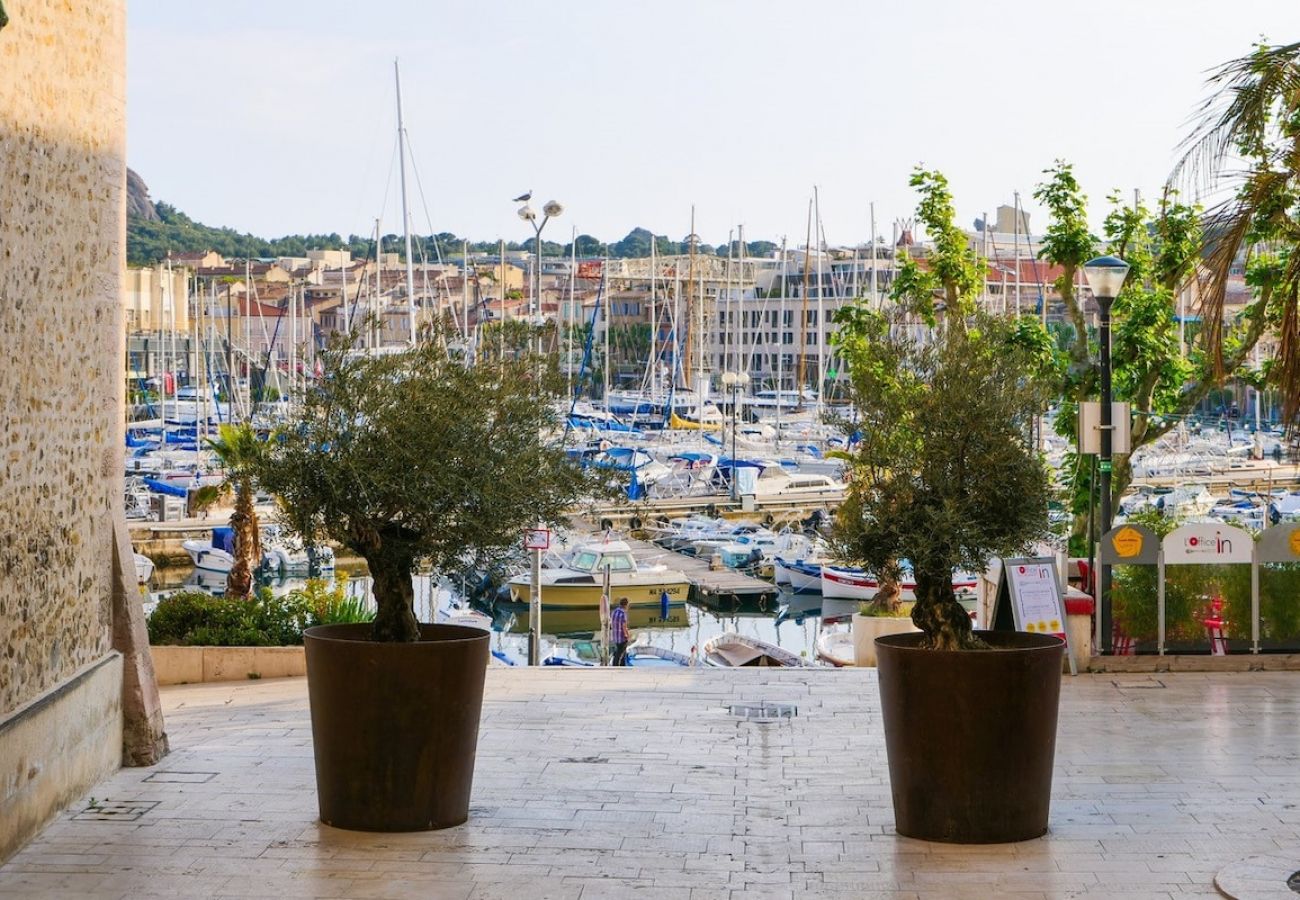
[{"left": 127, "top": 1, "right": 1293, "bottom": 246}]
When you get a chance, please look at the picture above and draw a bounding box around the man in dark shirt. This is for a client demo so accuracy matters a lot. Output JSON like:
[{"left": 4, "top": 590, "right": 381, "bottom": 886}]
[{"left": 611, "top": 597, "right": 630, "bottom": 666}]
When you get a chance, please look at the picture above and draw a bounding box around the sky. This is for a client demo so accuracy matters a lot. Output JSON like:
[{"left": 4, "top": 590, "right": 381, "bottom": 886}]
[{"left": 127, "top": 0, "right": 1296, "bottom": 247}]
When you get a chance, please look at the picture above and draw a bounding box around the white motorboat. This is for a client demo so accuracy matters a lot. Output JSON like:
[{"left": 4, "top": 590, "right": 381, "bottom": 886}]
[
  {"left": 261, "top": 525, "right": 335, "bottom": 575},
  {"left": 819, "top": 565, "right": 979, "bottom": 602},
  {"left": 182, "top": 527, "right": 237, "bottom": 573},
  {"left": 751, "top": 466, "right": 844, "bottom": 500},
  {"left": 508, "top": 539, "right": 691, "bottom": 610}
]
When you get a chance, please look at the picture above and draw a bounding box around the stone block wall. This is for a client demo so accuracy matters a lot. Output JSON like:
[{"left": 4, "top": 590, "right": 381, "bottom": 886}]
[{"left": 0, "top": 0, "right": 126, "bottom": 717}]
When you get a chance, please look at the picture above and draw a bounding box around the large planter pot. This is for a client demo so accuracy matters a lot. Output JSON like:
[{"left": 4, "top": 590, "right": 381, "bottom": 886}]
[
  {"left": 876, "top": 630, "right": 1064, "bottom": 843},
  {"left": 852, "top": 612, "right": 919, "bottom": 667},
  {"left": 303, "top": 623, "right": 489, "bottom": 832}
]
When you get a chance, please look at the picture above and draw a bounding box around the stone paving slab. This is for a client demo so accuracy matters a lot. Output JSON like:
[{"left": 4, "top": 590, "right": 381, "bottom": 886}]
[{"left": 2, "top": 668, "right": 1299, "bottom": 898}]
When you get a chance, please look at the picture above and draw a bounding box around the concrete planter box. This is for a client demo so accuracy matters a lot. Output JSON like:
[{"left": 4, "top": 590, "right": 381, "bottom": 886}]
[
  {"left": 853, "top": 612, "right": 919, "bottom": 667},
  {"left": 151, "top": 645, "right": 306, "bottom": 685}
]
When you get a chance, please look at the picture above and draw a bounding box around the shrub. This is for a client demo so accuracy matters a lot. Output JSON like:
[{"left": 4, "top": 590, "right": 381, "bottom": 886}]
[{"left": 148, "top": 589, "right": 312, "bottom": 646}]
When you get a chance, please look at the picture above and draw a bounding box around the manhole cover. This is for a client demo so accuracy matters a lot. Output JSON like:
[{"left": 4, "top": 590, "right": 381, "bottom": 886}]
[
  {"left": 1112, "top": 679, "right": 1166, "bottom": 689},
  {"left": 729, "top": 702, "right": 797, "bottom": 722},
  {"left": 1215, "top": 854, "right": 1300, "bottom": 898},
  {"left": 143, "top": 771, "right": 216, "bottom": 784},
  {"left": 74, "top": 800, "right": 158, "bottom": 822}
]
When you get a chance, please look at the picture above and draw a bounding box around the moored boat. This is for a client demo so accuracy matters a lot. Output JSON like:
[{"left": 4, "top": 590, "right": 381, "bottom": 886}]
[
  {"left": 702, "top": 632, "right": 810, "bottom": 667},
  {"left": 815, "top": 629, "right": 855, "bottom": 667},
  {"left": 507, "top": 539, "right": 691, "bottom": 610}
]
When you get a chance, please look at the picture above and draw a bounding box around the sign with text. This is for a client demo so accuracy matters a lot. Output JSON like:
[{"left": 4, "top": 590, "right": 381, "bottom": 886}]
[
  {"left": 523, "top": 528, "right": 550, "bottom": 552},
  {"left": 1162, "top": 523, "right": 1252, "bottom": 564},
  {"left": 1098, "top": 523, "right": 1161, "bottom": 565},
  {"left": 993, "top": 557, "right": 1076, "bottom": 674}
]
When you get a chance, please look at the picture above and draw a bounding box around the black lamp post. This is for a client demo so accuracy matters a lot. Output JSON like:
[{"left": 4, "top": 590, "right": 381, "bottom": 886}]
[{"left": 1083, "top": 254, "right": 1130, "bottom": 654}]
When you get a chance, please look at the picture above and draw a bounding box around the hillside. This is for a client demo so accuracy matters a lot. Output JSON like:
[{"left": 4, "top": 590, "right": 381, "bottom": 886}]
[{"left": 125, "top": 171, "right": 776, "bottom": 266}]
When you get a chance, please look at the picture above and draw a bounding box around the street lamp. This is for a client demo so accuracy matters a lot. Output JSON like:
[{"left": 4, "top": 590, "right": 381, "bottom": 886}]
[
  {"left": 721, "top": 370, "right": 750, "bottom": 500},
  {"left": 518, "top": 200, "right": 564, "bottom": 333},
  {"left": 518, "top": 199, "right": 563, "bottom": 666},
  {"left": 1083, "top": 254, "right": 1130, "bottom": 655}
]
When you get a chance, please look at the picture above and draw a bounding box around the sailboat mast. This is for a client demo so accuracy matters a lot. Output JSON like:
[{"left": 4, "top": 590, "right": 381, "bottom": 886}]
[
  {"left": 649, "top": 234, "right": 657, "bottom": 398},
  {"left": 776, "top": 236, "right": 787, "bottom": 441},
  {"left": 394, "top": 59, "right": 417, "bottom": 344},
  {"left": 869, "top": 202, "right": 878, "bottom": 309},
  {"left": 814, "top": 186, "right": 825, "bottom": 414},
  {"left": 797, "top": 198, "right": 812, "bottom": 399}
]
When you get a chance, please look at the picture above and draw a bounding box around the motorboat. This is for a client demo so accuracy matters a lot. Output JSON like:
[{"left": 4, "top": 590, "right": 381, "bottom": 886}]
[
  {"left": 261, "top": 525, "right": 335, "bottom": 575},
  {"left": 820, "top": 565, "right": 979, "bottom": 602},
  {"left": 507, "top": 539, "right": 691, "bottom": 610},
  {"left": 751, "top": 466, "right": 844, "bottom": 500},
  {"left": 774, "top": 556, "right": 825, "bottom": 594},
  {"left": 702, "top": 632, "right": 811, "bottom": 667},
  {"left": 182, "top": 526, "right": 237, "bottom": 573}
]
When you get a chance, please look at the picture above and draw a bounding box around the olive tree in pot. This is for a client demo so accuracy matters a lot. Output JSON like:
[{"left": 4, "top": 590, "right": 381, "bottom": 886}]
[
  {"left": 834, "top": 233, "right": 1061, "bottom": 841},
  {"left": 251, "top": 329, "right": 595, "bottom": 831}
]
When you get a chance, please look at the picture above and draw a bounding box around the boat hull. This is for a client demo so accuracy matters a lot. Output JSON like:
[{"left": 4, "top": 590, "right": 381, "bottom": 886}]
[{"left": 507, "top": 579, "right": 690, "bottom": 610}]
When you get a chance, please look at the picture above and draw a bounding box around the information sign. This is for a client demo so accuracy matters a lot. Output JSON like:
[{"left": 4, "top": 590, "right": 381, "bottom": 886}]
[
  {"left": 523, "top": 528, "right": 550, "bottom": 552},
  {"left": 992, "top": 557, "right": 1076, "bottom": 675}
]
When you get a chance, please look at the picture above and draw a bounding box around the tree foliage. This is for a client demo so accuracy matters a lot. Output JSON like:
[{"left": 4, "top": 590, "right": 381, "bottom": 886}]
[
  {"left": 832, "top": 307, "right": 1054, "bottom": 650},
  {"left": 207, "top": 422, "right": 264, "bottom": 598},
  {"left": 1172, "top": 39, "right": 1300, "bottom": 425},
  {"left": 249, "top": 330, "right": 600, "bottom": 642},
  {"left": 890, "top": 168, "right": 985, "bottom": 325}
]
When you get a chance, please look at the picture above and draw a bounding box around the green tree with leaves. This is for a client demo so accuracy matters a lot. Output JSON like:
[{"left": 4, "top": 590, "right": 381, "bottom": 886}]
[
  {"left": 250, "top": 330, "right": 598, "bottom": 642},
  {"left": 833, "top": 305, "right": 1054, "bottom": 650},
  {"left": 890, "top": 168, "right": 986, "bottom": 326}
]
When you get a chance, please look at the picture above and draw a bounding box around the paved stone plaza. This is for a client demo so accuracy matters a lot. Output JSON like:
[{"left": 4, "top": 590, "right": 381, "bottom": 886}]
[{"left": 2, "top": 669, "right": 1299, "bottom": 899}]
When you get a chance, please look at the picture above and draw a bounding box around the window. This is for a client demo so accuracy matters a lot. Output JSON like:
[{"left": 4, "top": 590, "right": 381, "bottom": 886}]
[
  {"left": 603, "top": 553, "right": 635, "bottom": 572},
  {"left": 572, "top": 552, "right": 598, "bottom": 571},
  {"left": 783, "top": 332, "right": 794, "bottom": 345}
]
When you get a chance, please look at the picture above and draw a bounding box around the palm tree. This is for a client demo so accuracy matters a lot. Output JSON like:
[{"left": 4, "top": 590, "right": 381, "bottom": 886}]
[
  {"left": 1173, "top": 40, "right": 1300, "bottom": 420},
  {"left": 207, "top": 423, "right": 264, "bottom": 598}
]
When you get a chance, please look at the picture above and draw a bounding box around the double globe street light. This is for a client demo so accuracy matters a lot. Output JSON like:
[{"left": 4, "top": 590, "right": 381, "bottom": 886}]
[{"left": 1082, "top": 254, "right": 1131, "bottom": 655}]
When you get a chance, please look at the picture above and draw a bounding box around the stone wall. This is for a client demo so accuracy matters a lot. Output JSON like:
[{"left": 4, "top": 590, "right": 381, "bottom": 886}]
[{"left": 0, "top": 0, "right": 126, "bottom": 717}]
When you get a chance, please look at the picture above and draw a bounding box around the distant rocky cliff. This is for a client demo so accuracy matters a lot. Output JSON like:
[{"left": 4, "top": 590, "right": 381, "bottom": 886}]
[{"left": 126, "top": 167, "right": 158, "bottom": 221}]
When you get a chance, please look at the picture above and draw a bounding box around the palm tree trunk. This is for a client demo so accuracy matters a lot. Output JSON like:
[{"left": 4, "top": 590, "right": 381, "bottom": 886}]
[{"left": 226, "top": 476, "right": 260, "bottom": 598}]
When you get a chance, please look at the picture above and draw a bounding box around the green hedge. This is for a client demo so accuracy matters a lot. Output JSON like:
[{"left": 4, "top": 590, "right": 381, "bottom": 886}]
[{"left": 148, "top": 577, "right": 373, "bottom": 647}]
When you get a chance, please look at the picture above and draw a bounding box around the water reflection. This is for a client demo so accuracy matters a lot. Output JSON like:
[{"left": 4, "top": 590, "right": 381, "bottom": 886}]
[{"left": 146, "top": 565, "right": 843, "bottom": 665}]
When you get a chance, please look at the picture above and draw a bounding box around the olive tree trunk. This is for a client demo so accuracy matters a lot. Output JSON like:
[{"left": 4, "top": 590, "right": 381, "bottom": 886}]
[
  {"left": 911, "top": 563, "right": 987, "bottom": 651},
  {"left": 369, "top": 553, "right": 420, "bottom": 643}
]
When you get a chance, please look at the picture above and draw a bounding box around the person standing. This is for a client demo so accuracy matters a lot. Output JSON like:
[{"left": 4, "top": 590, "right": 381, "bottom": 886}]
[{"left": 610, "top": 597, "right": 630, "bottom": 666}]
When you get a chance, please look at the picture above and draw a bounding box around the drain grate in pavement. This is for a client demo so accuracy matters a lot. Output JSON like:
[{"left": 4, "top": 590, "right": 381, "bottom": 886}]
[
  {"left": 74, "top": 800, "right": 159, "bottom": 822},
  {"left": 729, "top": 702, "right": 797, "bottom": 722},
  {"left": 1112, "top": 679, "right": 1166, "bottom": 689},
  {"left": 143, "top": 771, "right": 217, "bottom": 784}
]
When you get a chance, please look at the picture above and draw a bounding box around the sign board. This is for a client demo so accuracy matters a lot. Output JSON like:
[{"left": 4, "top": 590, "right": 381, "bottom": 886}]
[
  {"left": 523, "top": 528, "right": 550, "bottom": 552},
  {"left": 992, "top": 556, "right": 1076, "bottom": 675},
  {"left": 1098, "top": 523, "right": 1161, "bottom": 565},
  {"left": 1078, "top": 401, "right": 1132, "bottom": 455},
  {"left": 1257, "top": 523, "right": 1300, "bottom": 563},
  {"left": 1161, "top": 523, "right": 1252, "bottom": 564}
]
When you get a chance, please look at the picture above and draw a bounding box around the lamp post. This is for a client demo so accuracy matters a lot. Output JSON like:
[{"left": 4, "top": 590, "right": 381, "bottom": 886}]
[
  {"left": 721, "top": 371, "right": 750, "bottom": 500},
  {"left": 518, "top": 200, "right": 563, "bottom": 355},
  {"left": 1083, "top": 254, "right": 1130, "bottom": 655},
  {"left": 518, "top": 200, "right": 562, "bottom": 665}
]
